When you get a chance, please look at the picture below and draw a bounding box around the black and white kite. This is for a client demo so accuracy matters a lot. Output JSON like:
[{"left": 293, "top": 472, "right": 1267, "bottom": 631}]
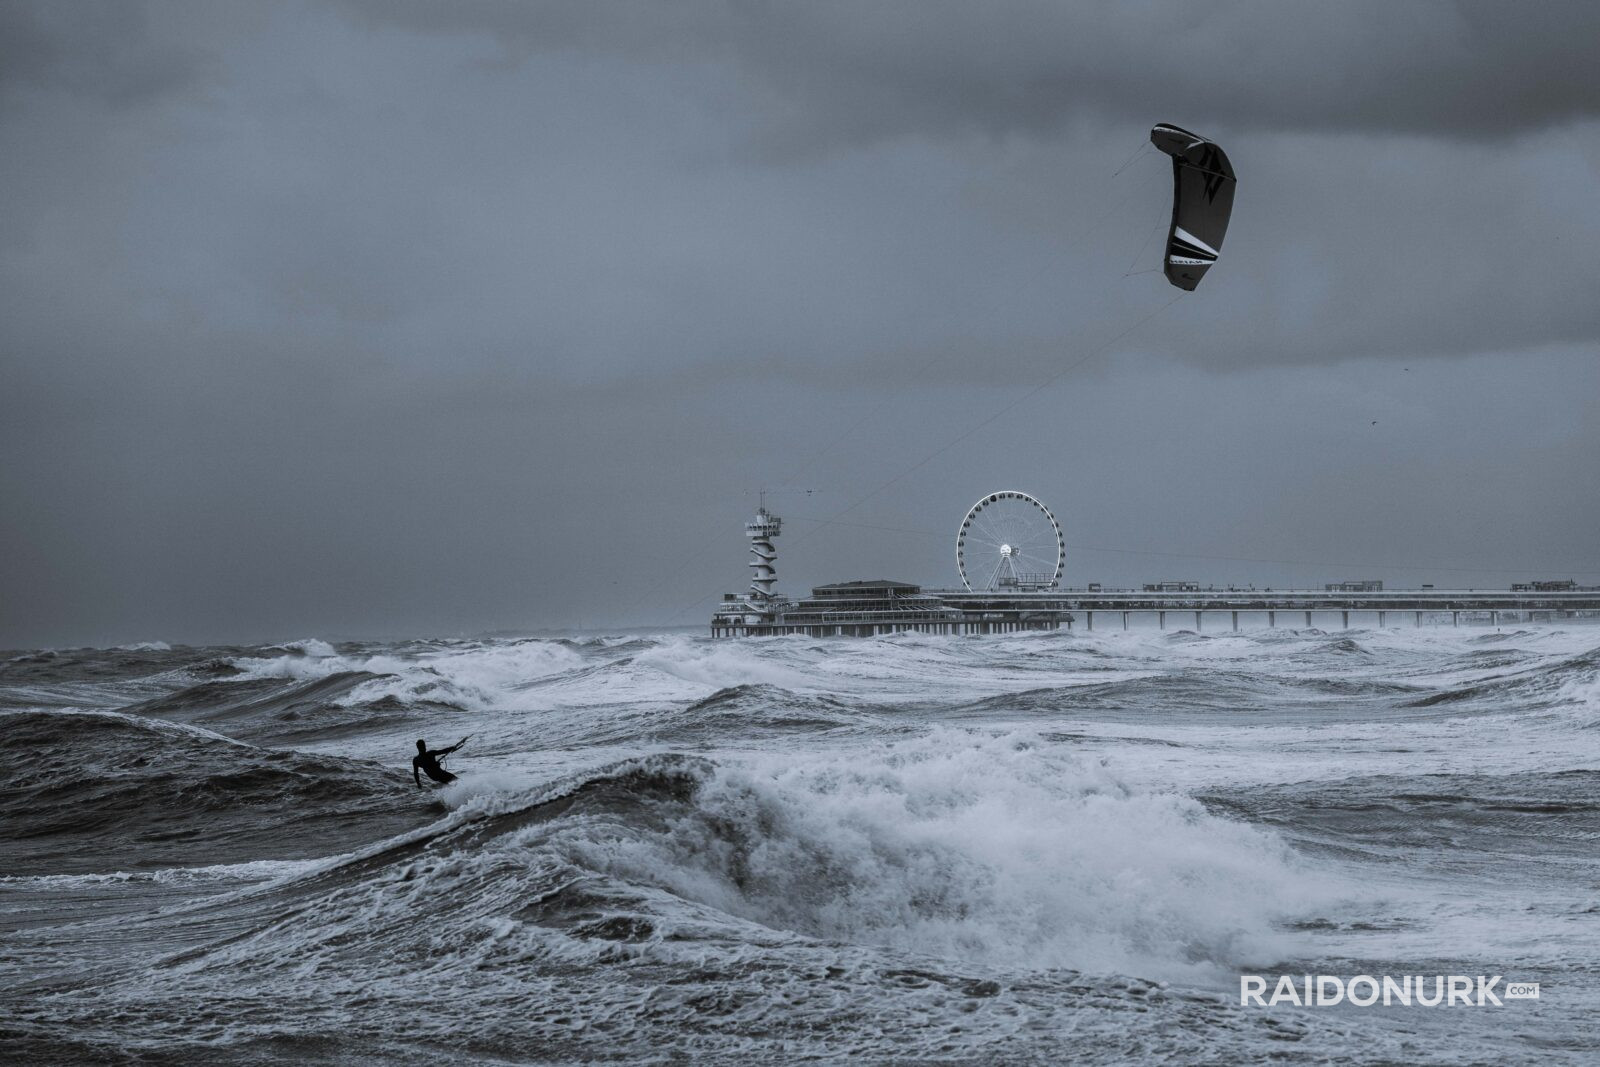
[{"left": 1149, "top": 123, "right": 1235, "bottom": 291}]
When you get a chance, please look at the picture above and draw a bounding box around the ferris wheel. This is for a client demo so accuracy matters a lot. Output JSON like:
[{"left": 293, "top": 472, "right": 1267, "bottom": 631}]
[{"left": 956, "top": 491, "right": 1064, "bottom": 592}]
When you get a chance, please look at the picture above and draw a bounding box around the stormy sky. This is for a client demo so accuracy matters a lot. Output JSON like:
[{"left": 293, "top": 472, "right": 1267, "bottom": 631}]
[{"left": 3, "top": 0, "right": 1598, "bottom": 647}]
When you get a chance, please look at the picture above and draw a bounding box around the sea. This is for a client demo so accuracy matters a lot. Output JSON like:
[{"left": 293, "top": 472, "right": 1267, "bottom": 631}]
[{"left": 2, "top": 623, "right": 1597, "bottom": 1064}]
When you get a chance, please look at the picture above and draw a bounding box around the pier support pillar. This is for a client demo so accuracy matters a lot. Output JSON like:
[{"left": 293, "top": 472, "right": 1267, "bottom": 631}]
[
  {"left": 1342, "top": 611, "right": 1350, "bottom": 629},
  {"left": 1415, "top": 611, "right": 1422, "bottom": 628},
  {"left": 1306, "top": 611, "right": 1313, "bottom": 628},
  {"left": 1196, "top": 611, "right": 1203, "bottom": 632},
  {"left": 1452, "top": 611, "right": 1459, "bottom": 627},
  {"left": 1378, "top": 611, "right": 1386, "bottom": 628},
  {"left": 1232, "top": 611, "right": 1239, "bottom": 632},
  {"left": 1491, "top": 610, "right": 1498, "bottom": 629},
  {"left": 1159, "top": 611, "right": 1166, "bottom": 630},
  {"left": 1122, "top": 612, "right": 1128, "bottom": 631},
  {"left": 1086, "top": 611, "right": 1093, "bottom": 632},
  {"left": 1268, "top": 611, "right": 1276, "bottom": 627}
]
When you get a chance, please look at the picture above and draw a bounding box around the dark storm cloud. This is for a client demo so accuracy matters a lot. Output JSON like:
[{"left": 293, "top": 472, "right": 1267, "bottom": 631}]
[
  {"left": 0, "top": 0, "right": 215, "bottom": 105},
  {"left": 1, "top": 1, "right": 1596, "bottom": 646},
  {"left": 341, "top": 0, "right": 1600, "bottom": 149},
  {"left": 311, "top": 0, "right": 1600, "bottom": 377}
]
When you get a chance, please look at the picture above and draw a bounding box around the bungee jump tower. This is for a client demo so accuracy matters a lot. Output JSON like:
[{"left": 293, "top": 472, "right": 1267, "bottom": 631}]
[
  {"left": 709, "top": 496, "right": 800, "bottom": 636},
  {"left": 745, "top": 497, "right": 782, "bottom": 602}
]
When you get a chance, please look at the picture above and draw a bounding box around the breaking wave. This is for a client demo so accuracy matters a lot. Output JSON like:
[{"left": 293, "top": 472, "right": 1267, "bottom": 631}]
[{"left": 161, "top": 735, "right": 1330, "bottom": 986}]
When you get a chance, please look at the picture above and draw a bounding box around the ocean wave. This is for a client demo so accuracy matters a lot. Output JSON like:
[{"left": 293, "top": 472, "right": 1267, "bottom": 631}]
[
  {"left": 670, "top": 683, "right": 869, "bottom": 733},
  {"left": 631, "top": 637, "right": 822, "bottom": 690},
  {"left": 156, "top": 736, "right": 1334, "bottom": 987},
  {"left": 0, "top": 709, "right": 431, "bottom": 875},
  {"left": 1468, "top": 629, "right": 1541, "bottom": 644},
  {"left": 266, "top": 637, "right": 339, "bottom": 658},
  {"left": 1405, "top": 644, "right": 1600, "bottom": 710},
  {"left": 222, "top": 638, "right": 588, "bottom": 713},
  {"left": 1202, "top": 770, "right": 1600, "bottom": 872},
  {"left": 0, "top": 643, "right": 208, "bottom": 685},
  {"left": 114, "top": 670, "right": 460, "bottom": 744},
  {"left": 952, "top": 669, "right": 1424, "bottom": 718},
  {"left": 577, "top": 734, "right": 1330, "bottom": 981}
]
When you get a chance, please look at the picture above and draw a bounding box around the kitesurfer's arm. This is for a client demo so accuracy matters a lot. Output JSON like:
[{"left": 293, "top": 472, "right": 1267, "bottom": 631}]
[{"left": 439, "top": 735, "right": 470, "bottom": 756}]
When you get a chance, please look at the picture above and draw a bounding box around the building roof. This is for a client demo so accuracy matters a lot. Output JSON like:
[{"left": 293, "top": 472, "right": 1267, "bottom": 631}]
[{"left": 812, "top": 579, "right": 921, "bottom": 592}]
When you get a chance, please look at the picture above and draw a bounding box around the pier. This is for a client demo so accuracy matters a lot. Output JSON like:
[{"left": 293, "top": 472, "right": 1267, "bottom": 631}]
[
  {"left": 708, "top": 500, "right": 1599, "bottom": 638},
  {"left": 711, "top": 583, "right": 1600, "bottom": 638}
]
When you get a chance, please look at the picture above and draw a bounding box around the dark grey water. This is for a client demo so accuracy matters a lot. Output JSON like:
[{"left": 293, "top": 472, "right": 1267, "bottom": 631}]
[{"left": 3, "top": 627, "right": 1597, "bottom": 1063}]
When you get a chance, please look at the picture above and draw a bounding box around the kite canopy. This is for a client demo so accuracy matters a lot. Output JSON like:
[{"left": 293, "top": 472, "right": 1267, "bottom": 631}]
[{"left": 1149, "top": 123, "right": 1235, "bottom": 291}]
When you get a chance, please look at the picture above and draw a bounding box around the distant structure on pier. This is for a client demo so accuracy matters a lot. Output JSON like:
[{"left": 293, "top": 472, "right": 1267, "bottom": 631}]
[
  {"left": 709, "top": 497, "right": 786, "bottom": 633},
  {"left": 707, "top": 496, "right": 1600, "bottom": 638},
  {"left": 955, "top": 491, "right": 1063, "bottom": 592},
  {"left": 1326, "top": 580, "right": 1384, "bottom": 592},
  {"left": 745, "top": 498, "right": 782, "bottom": 602}
]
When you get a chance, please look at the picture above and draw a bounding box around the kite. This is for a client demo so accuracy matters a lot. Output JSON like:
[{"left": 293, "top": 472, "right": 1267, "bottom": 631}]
[{"left": 1149, "top": 123, "right": 1236, "bottom": 291}]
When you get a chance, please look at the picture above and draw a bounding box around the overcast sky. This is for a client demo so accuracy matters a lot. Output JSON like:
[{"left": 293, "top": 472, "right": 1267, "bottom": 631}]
[{"left": 3, "top": 0, "right": 1598, "bottom": 647}]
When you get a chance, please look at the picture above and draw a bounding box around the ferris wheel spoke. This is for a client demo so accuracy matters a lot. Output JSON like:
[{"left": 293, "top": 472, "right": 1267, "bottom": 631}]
[
  {"left": 1019, "top": 542, "right": 1057, "bottom": 569},
  {"left": 1010, "top": 528, "right": 1047, "bottom": 551},
  {"left": 973, "top": 515, "right": 1005, "bottom": 546},
  {"left": 1017, "top": 549, "right": 1054, "bottom": 578},
  {"left": 996, "top": 510, "right": 1021, "bottom": 543},
  {"left": 967, "top": 529, "right": 1004, "bottom": 550}
]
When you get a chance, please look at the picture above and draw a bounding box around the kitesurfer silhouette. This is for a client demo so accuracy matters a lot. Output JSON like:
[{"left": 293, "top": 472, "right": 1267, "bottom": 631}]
[{"left": 413, "top": 736, "right": 469, "bottom": 787}]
